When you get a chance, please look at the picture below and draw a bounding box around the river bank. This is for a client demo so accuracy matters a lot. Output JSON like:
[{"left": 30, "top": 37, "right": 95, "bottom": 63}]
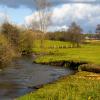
[
  {"left": 34, "top": 57, "right": 100, "bottom": 73},
  {"left": 0, "top": 56, "right": 74, "bottom": 100},
  {"left": 17, "top": 71, "right": 100, "bottom": 100},
  {"left": 15, "top": 40, "right": 100, "bottom": 99},
  {"left": 32, "top": 40, "right": 100, "bottom": 73}
]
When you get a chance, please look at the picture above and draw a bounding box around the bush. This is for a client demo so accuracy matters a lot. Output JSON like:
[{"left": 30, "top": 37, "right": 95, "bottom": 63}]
[
  {"left": 79, "top": 64, "right": 100, "bottom": 73},
  {"left": 1, "top": 22, "right": 20, "bottom": 47},
  {"left": 19, "top": 30, "right": 35, "bottom": 54},
  {"left": 0, "top": 34, "right": 16, "bottom": 68}
]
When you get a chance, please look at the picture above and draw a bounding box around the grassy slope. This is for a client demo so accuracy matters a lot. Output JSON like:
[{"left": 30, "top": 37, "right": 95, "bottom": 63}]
[{"left": 17, "top": 71, "right": 100, "bottom": 100}]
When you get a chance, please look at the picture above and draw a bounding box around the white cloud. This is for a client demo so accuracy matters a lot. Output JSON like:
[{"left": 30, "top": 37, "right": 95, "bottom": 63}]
[
  {"left": 52, "top": 3, "right": 100, "bottom": 32},
  {"left": 0, "top": 12, "right": 7, "bottom": 20},
  {"left": 0, "top": 12, "right": 10, "bottom": 23},
  {"left": 48, "top": 25, "right": 69, "bottom": 32},
  {"left": 25, "top": 11, "right": 40, "bottom": 25},
  {"left": 25, "top": 3, "right": 100, "bottom": 32},
  {"left": 52, "top": 4, "right": 100, "bottom": 23},
  {"left": 56, "top": 25, "right": 68, "bottom": 31}
]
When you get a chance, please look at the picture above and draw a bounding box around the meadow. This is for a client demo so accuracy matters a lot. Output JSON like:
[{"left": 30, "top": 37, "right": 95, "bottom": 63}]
[
  {"left": 17, "top": 40, "right": 100, "bottom": 100},
  {"left": 33, "top": 40, "right": 100, "bottom": 72},
  {"left": 17, "top": 71, "right": 100, "bottom": 100}
]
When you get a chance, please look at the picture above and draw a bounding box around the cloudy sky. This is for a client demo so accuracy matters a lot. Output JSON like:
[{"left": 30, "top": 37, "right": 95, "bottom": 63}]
[{"left": 0, "top": 0, "right": 100, "bottom": 33}]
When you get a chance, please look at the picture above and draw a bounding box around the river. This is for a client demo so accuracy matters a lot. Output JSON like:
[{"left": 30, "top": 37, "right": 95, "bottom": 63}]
[{"left": 0, "top": 56, "right": 74, "bottom": 100}]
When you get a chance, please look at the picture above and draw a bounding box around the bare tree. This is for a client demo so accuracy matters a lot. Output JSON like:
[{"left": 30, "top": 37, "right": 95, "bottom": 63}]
[
  {"left": 32, "top": 0, "right": 52, "bottom": 48},
  {"left": 33, "top": 0, "right": 52, "bottom": 33},
  {"left": 28, "top": 20, "right": 40, "bottom": 31}
]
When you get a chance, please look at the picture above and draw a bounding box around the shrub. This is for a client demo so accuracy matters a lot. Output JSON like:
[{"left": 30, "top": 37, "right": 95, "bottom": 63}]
[
  {"left": 19, "top": 30, "right": 35, "bottom": 54},
  {"left": 79, "top": 64, "right": 100, "bottom": 73},
  {"left": 1, "top": 22, "right": 20, "bottom": 47},
  {"left": 0, "top": 34, "right": 16, "bottom": 68}
]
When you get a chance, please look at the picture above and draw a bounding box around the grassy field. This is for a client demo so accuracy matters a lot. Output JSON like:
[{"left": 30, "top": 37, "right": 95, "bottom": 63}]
[
  {"left": 33, "top": 40, "right": 100, "bottom": 66},
  {"left": 17, "top": 40, "right": 100, "bottom": 100},
  {"left": 34, "top": 40, "right": 71, "bottom": 49},
  {"left": 17, "top": 71, "right": 100, "bottom": 100}
]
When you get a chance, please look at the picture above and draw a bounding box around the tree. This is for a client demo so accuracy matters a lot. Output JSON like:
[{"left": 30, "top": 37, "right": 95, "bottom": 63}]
[
  {"left": 0, "top": 34, "right": 16, "bottom": 68},
  {"left": 28, "top": 20, "right": 40, "bottom": 31},
  {"left": 68, "top": 22, "right": 83, "bottom": 47},
  {"left": 33, "top": 0, "right": 52, "bottom": 48},
  {"left": 1, "top": 22, "right": 20, "bottom": 47},
  {"left": 33, "top": 0, "right": 52, "bottom": 33},
  {"left": 19, "top": 30, "right": 35, "bottom": 54}
]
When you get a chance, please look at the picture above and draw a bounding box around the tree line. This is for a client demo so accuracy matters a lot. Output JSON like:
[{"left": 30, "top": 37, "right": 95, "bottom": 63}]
[
  {"left": 0, "top": 21, "right": 100, "bottom": 68},
  {"left": 46, "top": 22, "right": 84, "bottom": 47}
]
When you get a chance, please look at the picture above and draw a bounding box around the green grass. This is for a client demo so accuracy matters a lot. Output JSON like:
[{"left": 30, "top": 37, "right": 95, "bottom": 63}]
[
  {"left": 33, "top": 40, "right": 71, "bottom": 54},
  {"left": 17, "top": 71, "right": 100, "bottom": 100},
  {"left": 34, "top": 40, "right": 71, "bottom": 48},
  {"left": 33, "top": 40, "right": 100, "bottom": 65},
  {"left": 17, "top": 40, "right": 100, "bottom": 100}
]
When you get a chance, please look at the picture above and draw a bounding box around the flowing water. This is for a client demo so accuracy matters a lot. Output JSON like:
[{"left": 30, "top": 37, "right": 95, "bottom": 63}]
[{"left": 0, "top": 56, "right": 74, "bottom": 100}]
